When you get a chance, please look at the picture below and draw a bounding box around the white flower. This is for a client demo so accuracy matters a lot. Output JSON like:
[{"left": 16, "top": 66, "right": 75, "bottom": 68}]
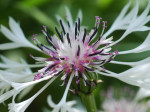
[
  {"left": 110, "top": 58, "right": 150, "bottom": 88},
  {"left": 46, "top": 73, "right": 84, "bottom": 112},
  {"left": 0, "top": 57, "right": 34, "bottom": 103},
  {"left": 0, "top": 0, "right": 150, "bottom": 112},
  {"left": 7, "top": 76, "right": 56, "bottom": 112},
  {"left": 102, "top": 87, "right": 149, "bottom": 112},
  {"left": 47, "top": 96, "right": 84, "bottom": 112},
  {"left": 0, "top": 17, "right": 40, "bottom": 51},
  {"left": 103, "top": 98, "right": 147, "bottom": 112}
]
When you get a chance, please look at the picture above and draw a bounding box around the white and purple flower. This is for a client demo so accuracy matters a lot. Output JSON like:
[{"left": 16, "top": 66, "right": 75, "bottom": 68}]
[
  {"left": 31, "top": 15, "right": 118, "bottom": 87},
  {"left": 0, "top": 0, "right": 150, "bottom": 112}
]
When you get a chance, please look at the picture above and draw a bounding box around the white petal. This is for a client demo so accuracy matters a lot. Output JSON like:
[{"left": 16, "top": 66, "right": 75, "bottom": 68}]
[
  {"left": 75, "top": 9, "right": 82, "bottom": 23},
  {"left": 119, "top": 32, "right": 150, "bottom": 54},
  {"left": 113, "top": 0, "right": 131, "bottom": 24},
  {"left": 1, "top": 17, "right": 40, "bottom": 51},
  {"left": 117, "top": 63, "right": 150, "bottom": 88},
  {"left": 0, "top": 55, "right": 19, "bottom": 64},
  {"left": 65, "top": 7, "right": 73, "bottom": 28},
  {"left": 9, "top": 17, "right": 26, "bottom": 40},
  {"left": 134, "top": 2, "right": 150, "bottom": 27},
  {"left": 0, "top": 55, "right": 45, "bottom": 69},
  {"left": 9, "top": 77, "right": 56, "bottom": 112},
  {"left": 0, "top": 89, "right": 15, "bottom": 103},
  {"left": 135, "top": 88, "right": 150, "bottom": 101},
  {"left": 17, "top": 85, "right": 34, "bottom": 101},
  {"left": 48, "top": 73, "right": 74, "bottom": 112},
  {"left": 56, "top": 15, "right": 68, "bottom": 31},
  {"left": 111, "top": 57, "right": 150, "bottom": 67},
  {"left": 1, "top": 25, "right": 18, "bottom": 42},
  {"left": 103, "top": 0, "right": 131, "bottom": 38},
  {"left": 133, "top": 26, "right": 150, "bottom": 31},
  {"left": 0, "top": 72, "right": 55, "bottom": 91},
  {"left": 0, "top": 43, "right": 23, "bottom": 50},
  {"left": 104, "top": 0, "right": 150, "bottom": 46}
]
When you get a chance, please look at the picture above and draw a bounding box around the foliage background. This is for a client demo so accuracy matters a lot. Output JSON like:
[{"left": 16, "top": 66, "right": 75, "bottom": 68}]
[{"left": 0, "top": 0, "right": 150, "bottom": 111}]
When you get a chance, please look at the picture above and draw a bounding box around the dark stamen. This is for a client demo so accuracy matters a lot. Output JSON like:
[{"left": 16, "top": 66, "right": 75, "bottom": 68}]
[
  {"left": 89, "top": 28, "right": 98, "bottom": 42},
  {"left": 53, "top": 57, "right": 59, "bottom": 60},
  {"left": 44, "top": 64, "right": 56, "bottom": 73},
  {"left": 55, "top": 70, "right": 63, "bottom": 76},
  {"left": 59, "top": 20, "right": 66, "bottom": 35},
  {"left": 92, "top": 36, "right": 102, "bottom": 47},
  {"left": 55, "top": 27, "right": 64, "bottom": 43},
  {"left": 78, "top": 18, "right": 80, "bottom": 31},
  {"left": 98, "top": 35, "right": 102, "bottom": 41},
  {"left": 67, "top": 21, "right": 70, "bottom": 28},
  {"left": 71, "top": 64, "right": 75, "bottom": 70},
  {"left": 92, "top": 40, "right": 99, "bottom": 47},
  {"left": 107, "top": 55, "right": 114, "bottom": 62},
  {"left": 67, "top": 33, "right": 71, "bottom": 47},
  {"left": 82, "top": 28, "right": 86, "bottom": 43},
  {"left": 42, "top": 29, "right": 52, "bottom": 41},
  {"left": 41, "top": 44, "right": 54, "bottom": 52},
  {"left": 100, "top": 53, "right": 110, "bottom": 55},
  {"left": 61, "top": 32, "right": 63, "bottom": 39},
  {"left": 46, "top": 32, "right": 52, "bottom": 41},
  {"left": 83, "top": 66, "right": 94, "bottom": 71},
  {"left": 85, "top": 80, "right": 92, "bottom": 86},
  {"left": 89, "top": 49, "right": 104, "bottom": 56},
  {"left": 60, "top": 58, "right": 65, "bottom": 60},
  {"left": 85, "top": 80, "right": 95, "bottom": 87},
  {"left": 91, "top": 61, "right": 105, "bottom": 65},
  {"left": 75, "top": 22, "right": 78, "bottom": 39},
  {"left": 36, "top": 44, "right": 43, "bottom": 51},
  {"left": 77, "top": 45, "right": 80, "bottom": 56},
  {"left": 45, "top": 36, "right": 56, "bottom": 50}
]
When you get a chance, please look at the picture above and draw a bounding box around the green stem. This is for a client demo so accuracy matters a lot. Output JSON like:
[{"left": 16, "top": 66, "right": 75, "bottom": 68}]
[{"left": 80, "top": 93, "right": 97, "bottom": 112}]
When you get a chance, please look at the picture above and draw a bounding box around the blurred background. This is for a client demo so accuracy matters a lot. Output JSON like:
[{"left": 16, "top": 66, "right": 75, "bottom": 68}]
[{"left": 0, "top": 0, "right": 150, "bottom": 111}]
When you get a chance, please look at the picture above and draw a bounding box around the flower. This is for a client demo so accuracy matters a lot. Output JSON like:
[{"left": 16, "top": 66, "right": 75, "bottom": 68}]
[
  {"left": 102, "top": 87, "right": 149, "bottom": 112},
  {"left": 31, "top": 13, "right": 117, "bottom": 84},
  {"left": 0, "top": 56, "right": 35, "bottom": 103},
  {"left": 103, "top": 98, "right": 147, "bottom": 112},
  {"left": 0, "top": 17, "right": 39, "bottom": 51},
  {"left": 0, "top": 0, "right": 150, "bottom": 112},
  {"left": 43, "top": 96, "right": 85, "bottom": 112}
]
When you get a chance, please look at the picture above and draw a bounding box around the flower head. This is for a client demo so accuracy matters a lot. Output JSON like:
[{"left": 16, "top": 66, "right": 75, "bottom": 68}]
[
  {"left": 31, "top": 16, "right": 117, "bottom": 89},
  {"left": 0, "top": 0, "right": 150, "bottom": 112},
  {"left": 102, "top": 87, "right": 149, "bottom": 112}
]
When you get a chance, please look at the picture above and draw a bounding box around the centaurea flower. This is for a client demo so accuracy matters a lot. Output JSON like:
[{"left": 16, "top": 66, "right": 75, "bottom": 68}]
[
  {"left": 102, "top": 87, "right": 149, "bottom": 112},
  {"left": 0, "top": 0, "right": 150, "bottom": 112},
  {"left": 31, "top": 16, "right": 116, "bottom": 85}
]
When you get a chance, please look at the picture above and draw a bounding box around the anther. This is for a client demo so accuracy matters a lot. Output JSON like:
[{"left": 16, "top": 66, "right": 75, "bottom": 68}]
[
  {"left": 67, "top": 33, "right": 71, "bottom": 47},
  {"left": 82, "top": 28, "right": 86, "bottom": 43},
  {"left": 59, "top": 19, "right": 66, "bottom": 35},
  {"left": 55, "top": 26, "right": 64, "bottom": 43},
  {"left": 75, "top": 22, "right": 78, "bottom": 39},
  {"left": 67, "top": 21, "right": 70, "bottom": 28},
  {"left": 77, "top": 45, "right": 80, "bottom": 56},
  {"left": 78, "top": 18, "right": 80, "bottom": 31},
  {"left": 89, "top": 28, "right": 98, "bottom": 42}
]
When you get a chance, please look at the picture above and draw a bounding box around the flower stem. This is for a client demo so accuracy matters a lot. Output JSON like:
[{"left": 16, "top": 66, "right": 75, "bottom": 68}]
[{"left": 80, "top": 92, "right": 97, "bottom": 112}]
